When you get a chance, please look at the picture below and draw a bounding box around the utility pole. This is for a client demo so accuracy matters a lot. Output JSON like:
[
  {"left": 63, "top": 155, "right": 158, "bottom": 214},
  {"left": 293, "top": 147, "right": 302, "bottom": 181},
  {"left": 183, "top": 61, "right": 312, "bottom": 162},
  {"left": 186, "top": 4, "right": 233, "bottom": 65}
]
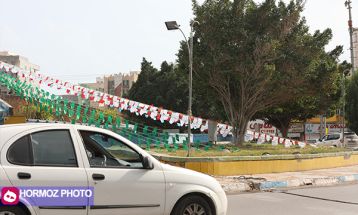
[
  {"left": 345, "top": 0, "right": 355, "bottom": 74},
  {"left": 341, "top": 69, "right": 351, "bottom": 146},
  {"left": 342, "top": 72, "right": 346, "bottom": 146},
  {"left": 165, "top": 20, "right": 199, "bottom": 157},
  {"left": 320, "top": 115, "right": 324, "bottom": 139}
]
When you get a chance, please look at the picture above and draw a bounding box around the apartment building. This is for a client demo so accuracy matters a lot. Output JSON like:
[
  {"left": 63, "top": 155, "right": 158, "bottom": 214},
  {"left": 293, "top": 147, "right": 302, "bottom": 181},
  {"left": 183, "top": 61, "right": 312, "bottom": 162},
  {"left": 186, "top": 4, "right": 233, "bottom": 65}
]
[
  {"left": 0, "top": 51, "right": 40, "bottom": 96},
  {"left": 80, "top": 71, "right": 139, "bottom": 97}
]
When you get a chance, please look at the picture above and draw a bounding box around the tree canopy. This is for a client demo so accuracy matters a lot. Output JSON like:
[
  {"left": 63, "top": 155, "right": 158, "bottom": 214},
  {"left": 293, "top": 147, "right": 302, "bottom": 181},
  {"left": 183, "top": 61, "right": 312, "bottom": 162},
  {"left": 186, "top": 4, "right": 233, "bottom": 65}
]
[
  {"left": 346, "top": 72, "right": 358, "bottom": 134},
  {"left": 255, "top": 49, "right": 344, "bottom": 137},
  {"left": 128, "top": 0, "right": 343, "bottom": 143},
  {"left": 129, "top": 58, "right": 188, "bottom": 114},
  {"left": 188, "top": 0, "right": 339, "bottom": 144}
]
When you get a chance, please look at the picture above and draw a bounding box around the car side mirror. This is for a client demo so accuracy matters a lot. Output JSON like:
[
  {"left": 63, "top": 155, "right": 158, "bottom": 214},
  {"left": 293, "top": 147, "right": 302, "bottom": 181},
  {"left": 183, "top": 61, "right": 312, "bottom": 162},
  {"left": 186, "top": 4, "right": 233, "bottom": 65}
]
[{"left": 142, "top": 156, "right": 154, "bottom": 170}]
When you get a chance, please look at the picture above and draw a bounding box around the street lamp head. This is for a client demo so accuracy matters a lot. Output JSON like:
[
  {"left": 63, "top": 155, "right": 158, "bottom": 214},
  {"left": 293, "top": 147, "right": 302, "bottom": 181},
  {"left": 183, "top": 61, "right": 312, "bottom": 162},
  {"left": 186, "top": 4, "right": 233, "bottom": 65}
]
[
  {"left": 343, "top": 69, "right": 351, "bottom": 77},
  {"left": 345, "top": 0, "right": 350, "bottom": 8},
  {"left": 165, "top": 21, "right": 180, "bottom": 30}
]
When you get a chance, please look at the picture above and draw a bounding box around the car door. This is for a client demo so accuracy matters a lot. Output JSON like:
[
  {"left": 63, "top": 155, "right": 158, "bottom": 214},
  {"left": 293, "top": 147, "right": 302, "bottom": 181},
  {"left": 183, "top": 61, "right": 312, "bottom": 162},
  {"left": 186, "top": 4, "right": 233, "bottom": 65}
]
[
  {"left": 325, "top": 134, "right": 340, "bottom": 146},
  {"left": 345, "top": 132, "right": 358, "bottom": 148},
  {"left": 1, "top": 128, "right": 89, "bottom": 215},
  {"left": 75, "top": 129, "right": 165, "bottom": 215}
]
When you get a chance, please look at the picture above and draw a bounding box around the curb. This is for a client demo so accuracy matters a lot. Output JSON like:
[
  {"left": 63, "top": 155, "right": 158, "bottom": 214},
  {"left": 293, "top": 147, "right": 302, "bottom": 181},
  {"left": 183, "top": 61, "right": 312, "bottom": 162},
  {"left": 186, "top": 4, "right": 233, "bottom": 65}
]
[
  {"left": 258, "top": 174, "right": 358, "bottom": 190},
  {"left": 152, "top": 151, "right": 358, "bottom": 162},
  {"left": 220, "top": 174, "right": 358, "bottom": 193},
  {"left": 154, "top": 152, "right": 358, "bottom": 176},
  {"left": 221, "top": 182, "right": 252, "bottom": 193}
]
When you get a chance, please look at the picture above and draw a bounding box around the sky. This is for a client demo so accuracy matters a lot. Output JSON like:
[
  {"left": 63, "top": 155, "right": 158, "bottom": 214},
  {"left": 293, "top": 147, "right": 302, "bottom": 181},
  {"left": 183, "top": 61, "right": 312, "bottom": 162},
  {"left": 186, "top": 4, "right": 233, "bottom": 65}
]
[{"left": 0, "top": 0, "right": 356, "bottom": 83}]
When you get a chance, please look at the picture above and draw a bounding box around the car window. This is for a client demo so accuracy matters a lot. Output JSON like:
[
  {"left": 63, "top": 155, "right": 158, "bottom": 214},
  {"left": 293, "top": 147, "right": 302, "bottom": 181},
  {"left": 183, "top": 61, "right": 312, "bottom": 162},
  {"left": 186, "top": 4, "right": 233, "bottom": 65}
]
[
  {"left": 79, "top": 130, "right": 143, "bottom": 168},
  {"left": 344, "top": 132, "right": 357, "bottom": 138},
  {"left": 7, "top": 135, "right": 32, "bottom": 166},
  {"left": 345, "top": 134, "right": 358, "bottom": 140},
  {"left": 31, "top": 130, "right": 77, "bottom": 167},
  {"left": 327, "top": 134, "right": 340, "bottom": 140},
  {"left": 7, "top": 130, "right": 77, "bottom": 167}
]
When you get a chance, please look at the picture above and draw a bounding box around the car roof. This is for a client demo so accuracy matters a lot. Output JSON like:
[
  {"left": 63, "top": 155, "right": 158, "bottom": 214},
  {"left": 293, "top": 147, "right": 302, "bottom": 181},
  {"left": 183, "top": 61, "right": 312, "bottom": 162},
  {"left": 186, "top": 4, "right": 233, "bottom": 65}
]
[
  {"left": 0, "top": 123, "right": 78, "bottom": 131},
  {"left": 0, "top": 122, "right": 148, "bottom": 154},
  {"left": 0, "top": 123, "right": 121, "bottom": 144},
  {"left": 1, "top": 123, "right": 101, "bottom": 129}
]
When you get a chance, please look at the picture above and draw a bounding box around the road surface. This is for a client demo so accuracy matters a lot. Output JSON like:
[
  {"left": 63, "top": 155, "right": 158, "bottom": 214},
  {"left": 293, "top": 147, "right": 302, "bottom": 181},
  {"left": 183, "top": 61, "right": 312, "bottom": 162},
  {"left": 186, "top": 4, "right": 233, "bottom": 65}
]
[{"left": 227, "top": 184, "right": 358, "bottom": 215}]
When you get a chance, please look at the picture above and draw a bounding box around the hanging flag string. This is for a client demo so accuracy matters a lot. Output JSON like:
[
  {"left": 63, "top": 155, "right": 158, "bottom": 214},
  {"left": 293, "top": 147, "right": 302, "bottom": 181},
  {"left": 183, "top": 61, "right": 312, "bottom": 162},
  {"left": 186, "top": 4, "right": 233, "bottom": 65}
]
[
  {"left": 0, "top": 61, "right": 233, "bottom": 134},
  {"left": 0, "top": 62, "right": 307, "bottom": 148}
]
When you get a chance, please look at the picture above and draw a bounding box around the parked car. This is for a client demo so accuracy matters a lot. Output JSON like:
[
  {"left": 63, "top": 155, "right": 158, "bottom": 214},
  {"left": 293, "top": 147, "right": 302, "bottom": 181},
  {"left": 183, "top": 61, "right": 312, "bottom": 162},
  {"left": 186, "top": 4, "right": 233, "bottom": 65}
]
[
  {"left": 315, "top": 132, "right": 358, "bottom": 149},
  {"left": 0, "top": 123, "right": 227, "bottom": 215},
  {"left": 316, "top": 133, "right": 341, "bottom": 147},
  {"left": 306, "top": 139, "right": 319, "bottom": 144},
  {"left": 344, "top": 131, "right": 358, "bottom": 149}
]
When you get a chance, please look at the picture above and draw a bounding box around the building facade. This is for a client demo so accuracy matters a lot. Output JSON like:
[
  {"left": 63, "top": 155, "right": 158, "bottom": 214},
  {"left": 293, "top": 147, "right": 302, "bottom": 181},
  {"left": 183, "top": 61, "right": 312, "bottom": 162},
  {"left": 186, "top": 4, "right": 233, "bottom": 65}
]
[
  {"left": 121, "top": 71, "right": 139, "bottom": 96},
  {"left": 79, "top": 71, "right": 139, "bottom": 98},
  {"left": 353, "top": 28, "right": 358, "bottom": 72},
  {"left": 0, "top": 51, "right": 40, "bottom": 96}
]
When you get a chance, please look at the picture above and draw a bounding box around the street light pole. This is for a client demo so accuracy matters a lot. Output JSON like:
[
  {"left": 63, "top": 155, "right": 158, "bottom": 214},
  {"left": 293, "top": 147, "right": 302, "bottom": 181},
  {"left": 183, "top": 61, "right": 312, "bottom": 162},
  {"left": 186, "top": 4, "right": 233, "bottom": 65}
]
[
  {"left": 165, "top": 20, "right": 198, "bottom": 157},
  {"left": 345, "top": 0, "right": 355, "bottom": 74},
  {"left": 341, "top": 69, "right": 350, "bottom": 147},
  {"left": 341, "top": 71, "right": 346, "bottom": 147},
  {"left": 187, "top": 24, "right": 194, "bottom": 157}
]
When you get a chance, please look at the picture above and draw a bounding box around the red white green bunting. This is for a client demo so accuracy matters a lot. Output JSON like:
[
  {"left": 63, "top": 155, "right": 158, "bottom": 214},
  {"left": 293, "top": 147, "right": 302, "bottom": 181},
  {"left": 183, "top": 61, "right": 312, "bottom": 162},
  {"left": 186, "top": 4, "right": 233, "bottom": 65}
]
[
  {"left": 0, "top": 61, "right": 214, "bottom": 132},
  {"left": 0, "top": 61, "right": 307, "bottom": 148}
]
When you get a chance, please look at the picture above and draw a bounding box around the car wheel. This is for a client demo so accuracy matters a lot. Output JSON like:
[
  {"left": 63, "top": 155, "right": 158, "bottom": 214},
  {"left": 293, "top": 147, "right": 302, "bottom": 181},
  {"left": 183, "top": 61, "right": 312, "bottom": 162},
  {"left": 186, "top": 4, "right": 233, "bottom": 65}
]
[
  {"left": 0, "top": 206, "right": 27, "bottom": 215},
  {"left": 171, "top": 195, "right": 213, "bottom": 215}
]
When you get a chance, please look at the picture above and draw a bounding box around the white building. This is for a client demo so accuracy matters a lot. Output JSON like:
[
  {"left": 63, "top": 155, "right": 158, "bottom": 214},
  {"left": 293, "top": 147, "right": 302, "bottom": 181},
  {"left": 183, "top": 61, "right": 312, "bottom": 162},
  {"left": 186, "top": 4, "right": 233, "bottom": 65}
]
[{"left": 0, "top": 51, "right": 40, "bottom": 96}]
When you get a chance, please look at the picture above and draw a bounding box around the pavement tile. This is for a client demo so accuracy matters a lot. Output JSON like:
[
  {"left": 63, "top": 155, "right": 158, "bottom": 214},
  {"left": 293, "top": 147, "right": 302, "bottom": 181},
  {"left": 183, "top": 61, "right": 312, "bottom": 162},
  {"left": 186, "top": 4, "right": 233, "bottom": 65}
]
[{"left": 216, "top": 165, "right": 358, "bottom": 193}]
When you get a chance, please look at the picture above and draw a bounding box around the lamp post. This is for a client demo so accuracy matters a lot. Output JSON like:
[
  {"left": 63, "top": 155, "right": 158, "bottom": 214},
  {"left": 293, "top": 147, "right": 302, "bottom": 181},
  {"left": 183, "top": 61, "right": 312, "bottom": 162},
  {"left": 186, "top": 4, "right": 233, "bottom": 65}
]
[
  {"left": 345, "top": 0, "right": 355, "bottom": 74},
  {"left": 341, "top": 69, "right": 350, "bottom": 147},
  {"left": 165, "top": 20, "right": 198, "bottom": 157}
]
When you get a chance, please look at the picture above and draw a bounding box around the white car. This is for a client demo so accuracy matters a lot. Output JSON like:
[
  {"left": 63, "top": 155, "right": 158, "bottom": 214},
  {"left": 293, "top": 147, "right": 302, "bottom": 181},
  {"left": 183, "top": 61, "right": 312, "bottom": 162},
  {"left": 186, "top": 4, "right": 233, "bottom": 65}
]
[
  {"left": 316, "top": 132, "right": 358, "bottom": 148},
  {"left": 316, "top": 133, "right": 341, "bottom": 147},
  {"left": 0, "top": 123, "right": 227, "bottom": 215}
]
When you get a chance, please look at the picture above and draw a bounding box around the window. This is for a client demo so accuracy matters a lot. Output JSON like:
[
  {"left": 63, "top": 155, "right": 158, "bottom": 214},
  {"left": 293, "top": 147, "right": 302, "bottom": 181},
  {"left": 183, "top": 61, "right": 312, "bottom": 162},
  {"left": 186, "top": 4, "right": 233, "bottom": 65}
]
[
  {"left": 327, "top": 134, "right": 340, "bottom": 140},
  {"left": 31, "top": 130, "right": 77, "bottom": 167},
  {"left": 7, "top": 135, "right": 32, "bottom": 165},
  {"left": 79, "top": 131, "right": 143, "bottom": 168},
  {"left": 7, "top": 130, "right": 77, "bottom": 167},
  {"left": 122, "top": 80, "right": 129, "bottom": 87}
]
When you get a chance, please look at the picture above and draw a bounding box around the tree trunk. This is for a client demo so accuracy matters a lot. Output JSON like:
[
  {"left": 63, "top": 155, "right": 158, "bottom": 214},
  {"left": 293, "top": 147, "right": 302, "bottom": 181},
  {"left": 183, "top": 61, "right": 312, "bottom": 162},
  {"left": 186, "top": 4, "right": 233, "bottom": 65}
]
[
  {"left": 232, "top": 116, "right": 249, "bottom": 146},
  {"left": 281, "top": 127, "right": 288, "bottom": 138},
  {"left": 232, "top": 126, "right": 239, "bottom": 145},
  {"left": 278, "top": 119, "right": 290, "bottom": 138},
  {"left": 238, "top": 126, "right": 246, "bottom": 145}
]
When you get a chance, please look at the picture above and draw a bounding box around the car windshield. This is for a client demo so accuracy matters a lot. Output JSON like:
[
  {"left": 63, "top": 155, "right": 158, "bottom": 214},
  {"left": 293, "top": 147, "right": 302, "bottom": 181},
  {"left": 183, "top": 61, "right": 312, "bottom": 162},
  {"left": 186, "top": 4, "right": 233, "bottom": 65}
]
[
  {"left": 89, "top": 134, "right": 138, "bottom": 161},
  {"left": 79, "top": 130, "right": 143, "bottom": 168}
]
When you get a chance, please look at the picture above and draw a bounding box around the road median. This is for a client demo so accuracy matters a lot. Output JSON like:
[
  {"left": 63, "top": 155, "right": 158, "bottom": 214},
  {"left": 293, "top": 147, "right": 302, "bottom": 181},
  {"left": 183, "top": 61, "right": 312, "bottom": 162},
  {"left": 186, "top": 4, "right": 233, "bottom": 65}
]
[
  {"left": 152, "top": 151, "right": 358, "bottom": 175},
  {"left": 215, "top": 165, "right": 358, "bottom": 193}
]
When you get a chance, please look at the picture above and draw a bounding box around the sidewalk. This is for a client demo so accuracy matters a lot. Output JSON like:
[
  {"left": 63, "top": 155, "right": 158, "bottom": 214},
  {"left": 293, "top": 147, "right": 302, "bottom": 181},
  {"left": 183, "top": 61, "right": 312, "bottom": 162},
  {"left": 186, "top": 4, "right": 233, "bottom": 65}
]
[{"left": 215, "top": 165, "right": 358, "bottom": 193}]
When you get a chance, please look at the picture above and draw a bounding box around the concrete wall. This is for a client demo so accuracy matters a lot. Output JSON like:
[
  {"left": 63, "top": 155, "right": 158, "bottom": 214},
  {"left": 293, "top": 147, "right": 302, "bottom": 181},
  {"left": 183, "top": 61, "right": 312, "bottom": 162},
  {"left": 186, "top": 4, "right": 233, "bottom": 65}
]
[
  {"left": 154, "top": 152, "right": 358, "bottom": 176},
  {"left": 353, "top": 28, "right": 358, "bottom": 72}
]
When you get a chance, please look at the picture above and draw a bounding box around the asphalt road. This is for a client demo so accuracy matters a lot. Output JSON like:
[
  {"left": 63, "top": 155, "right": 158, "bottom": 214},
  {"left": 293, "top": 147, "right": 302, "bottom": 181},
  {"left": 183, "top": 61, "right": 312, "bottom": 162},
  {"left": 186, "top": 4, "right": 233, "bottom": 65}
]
[{"left": 227, "top": 184, "right": 358, "bottom": 215}]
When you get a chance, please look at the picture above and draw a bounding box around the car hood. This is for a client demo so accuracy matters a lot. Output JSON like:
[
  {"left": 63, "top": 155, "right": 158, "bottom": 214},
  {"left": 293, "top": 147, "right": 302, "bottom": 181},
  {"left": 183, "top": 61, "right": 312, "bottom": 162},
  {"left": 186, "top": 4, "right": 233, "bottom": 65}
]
[{"left": 160, "top": 163, "right": 223, "bottom": 192}]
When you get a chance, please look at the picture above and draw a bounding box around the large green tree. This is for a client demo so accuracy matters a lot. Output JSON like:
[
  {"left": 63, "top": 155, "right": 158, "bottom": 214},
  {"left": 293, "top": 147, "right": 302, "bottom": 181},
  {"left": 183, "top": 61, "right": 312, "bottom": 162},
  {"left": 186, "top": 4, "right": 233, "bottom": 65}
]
[
  {"left": 128, "top": 56, "right": 224, "bottom": 130},
  {"left": 255, "top": 48, "right": 344, "bottom": 137},
  {"left": 346, "top": 72, "right": 358, "bottom": 134},
  {"left": 176, "top": 41, "right": 225, "bottom": 121},
  {"left": 128, "top": 58, "right": 159, "bottom": 103},
  {"left": 128, "top": 58, "right": 191, "bottom": 129},
  {"left": 188, "top": 0, "right": 338, "bottom": 144},
  {"left": 129, "top": 58, "right": 188, "bottom": 113}
]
